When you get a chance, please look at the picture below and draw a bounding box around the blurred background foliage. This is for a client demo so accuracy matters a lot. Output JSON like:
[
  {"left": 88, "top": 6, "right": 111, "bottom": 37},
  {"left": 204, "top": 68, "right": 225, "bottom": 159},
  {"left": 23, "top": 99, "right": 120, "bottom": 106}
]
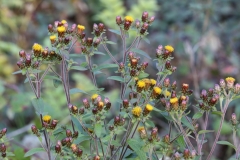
[{"left": 0, "top": 0, "right": 240, "bottom": 159}]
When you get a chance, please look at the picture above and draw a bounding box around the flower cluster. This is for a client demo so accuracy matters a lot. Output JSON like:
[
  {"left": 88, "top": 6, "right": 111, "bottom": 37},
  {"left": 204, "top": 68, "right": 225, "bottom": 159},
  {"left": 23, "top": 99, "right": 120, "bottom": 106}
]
[{"left": 0, "top": 128, "right": 7, "bottom": 158}]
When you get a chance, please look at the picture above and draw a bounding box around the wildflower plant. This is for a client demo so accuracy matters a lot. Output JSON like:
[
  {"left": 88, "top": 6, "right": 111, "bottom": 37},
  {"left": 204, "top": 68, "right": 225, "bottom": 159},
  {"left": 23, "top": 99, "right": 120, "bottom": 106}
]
[{"left": 13, "top": 11, "right": 240, "bottom": 160}]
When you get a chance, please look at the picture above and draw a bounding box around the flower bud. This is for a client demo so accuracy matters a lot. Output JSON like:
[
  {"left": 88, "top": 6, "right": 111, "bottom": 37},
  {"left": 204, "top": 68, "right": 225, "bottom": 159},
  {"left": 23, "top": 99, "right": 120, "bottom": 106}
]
[
  {"left": 2, "top": 152, "right": 6, "bottom": 158},
  {"left": 76, "top": 149, "right": 83, "bottom": 157},
  {"left": 165, "top": 61, "right": 171, "bottom": 70},
  {"left": 0, "top": 143, "right": 6, "bottom": 152},
  {"left": 83, "top": 98, "right": 90, "bottom": 109},
  {"left": 231, "top": 113, "right": 238, "bottom": 126},
  {"left": 123, "top": 99, "right": 129, "bottom": 108},
  {"left": 200, "top": 89, "right": 208, "bottom": 102},
  {"left": 55, "top": 144, "right": 61, "bottom": 153},
  {"left": 79, "top": 107, "right": 85, "bottom": 115},
  {"left": 171, "top": 81, "right": 177, "bottom": 90},
  {"left": 114, "top": 116, "right": 121, "bottom": 126},
  {"left": 148, "top": 16, "right": 155, "bottom": 24},
  {"left": 130, "top": 58, "right": 138, "bottom": 69},
  {"left": 173, "top": 152, "right": 181, "bottom": 160},
  {"left": 120, "top": 118, "right": 125, "bottom": 126},
  {"left": 50, "top": 120, "right": 58, "bottom": 129},
  {"left": 98, "top": 23, "right": 104, "bottom": 32},
  {"left": 109, "top": 125, "right": 114, "bottom": 131},
  {"left": 81, "top": 46, "right": 87, "bottom": 54},
  {"left": 93, "top": 155, "right": 100, "bottom": 160},
  {"left": 163, "top": 134, "right": 170, "bottom": 144},
  {"left": 71, "top": 144, "right": 78, "bottom": 153},
  {"left": 214, "top": 84, "right": 221, "bottom": 93},
  {"left": 219, "top": 79, "right": 226, "bottom": 88},
  {"left": 182, "top": 83, "right": 189, "bottom": 94},
  {"left": 31, "top": 125, "right": 38, "bottom": 134},
  {"left": 86, "top": 38, "right": 93, "bottom": 46},
  {"left": 92, "top": 108, "right": 98, "bottom": 115},
  {"left": 25, "top": 54, "right": 32, "bottom": 67},
  {"left": 1, "top": 128, "right": 7, "bottom": 136},
  {"left": 135, "top": 20, "right": 140, "bottom": 28},
  {"left": 124, "top": 21, "right": 131, "bottom": 31},
  {"left": 164, "top": 78, "right": 170, "bottom": 87},
  {"left": 183, "top": 149, "right": 190, "bottom": 159},
  {"left": 141, "top": 62, "right": 148, "bottom": 70},
  {"left": 151, "top": 127, "right": 158, "bottom": 139},
  {"left": 116, "top": 16, "right": 122, "bottom": 25},
  {"left": 142, "top": 11, "right": 149, "bottom": 22},
  {"left": 180, "top": 100, "right": 187, "bottom": 111},
  {"left": 138, "top": 127, "right": 147, "bottom": 139},
  {"left": 71, "top": 105, "right": 78, "bottom": 114},
  {"left": 66, "top": 129, "right": 72, "bottom": 137},
  {"left": 130, "top": 69, "right": 137, "bottom": 77},
  {"left": 208, "top": 88, "right": 214, "bottom": 97},
  {"left": 93, "top": 38, "right": 101, "bottom": 48},
  {"left": 48, "top": 24, "right": 54, "bottom": 32},
  {"left": 234, "top": 83, "right": 240, "bottom": 94}
]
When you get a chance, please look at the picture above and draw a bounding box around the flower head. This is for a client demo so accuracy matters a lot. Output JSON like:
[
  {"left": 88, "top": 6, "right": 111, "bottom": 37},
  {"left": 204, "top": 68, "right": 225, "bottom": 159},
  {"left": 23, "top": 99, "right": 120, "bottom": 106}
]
[
  {"left": 137, "top": 80, "right": 146, "bottom": 88},
  {"left": 145, "top": 104, "right": 153, "bottom": 111},
  {"left": 91, "top": 94, "right": 99, "bottom": 101},
  {"left": 170, "top": 97, "right": 178, "bottom": 104},
  {"left": 57, "top": 26, "right": 66, "bottom": 33},
  {"left": 150, "top": 79, "right": 156, "bottom": 86},
  {"left": 132, "top": 106, "right": 142, "bottom": 117},
  {"left": 164, "top": 90, "right": 171, "bottom": 98},
  {"left": 125, "top": 16, "right": 134, "bottom": 23},
  {"left": 138, "top": 126, "right": 145, "bottom": 132},
  {"left": 61, "top": 20, "right": 67, "bottom": 24},
  {"left": 165, "top": 45, "right": 174, "bottom": 53},
  {"left": 43, "top": 115, "right": 51, "bottom": 124},
  {"left": 32, "top": 43, "right": 43, "bottom": 52},
  {"left": 226, "top": 77, "right": 235, "bottom": 88},
  {"left": 50, "top": 35, "right": 56, "bottom": 41},
  {"left": 77, "top": 25, "right": 85, "bottom": 31},
  {"left": 153, "top": 87, "right": 162, "bottom": 95}
]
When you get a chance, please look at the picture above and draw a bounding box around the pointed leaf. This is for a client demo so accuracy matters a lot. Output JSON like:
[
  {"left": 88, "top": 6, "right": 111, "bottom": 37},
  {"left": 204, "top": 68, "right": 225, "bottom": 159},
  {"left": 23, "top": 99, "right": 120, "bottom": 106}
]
[
  {"left": 53, "top": 79, "right": 62, "bottom": 88},
  {"left": 142, "top": 37, "right": 150, "bottom": 44},
  {"left": 217, "top": 141, "right": 236, "bottom": 150},
  {"left": 70, "top": 66, "right": 87, "bottom": 71},
  {"left": 92, "top": 64, "right": 118, "bottom": 72},
  {"left": 12, "top": 70, "right": 22, "bottom": 75},
  {"left": 106, "top": 41, "right": 116, "bottom": 45},
  {"left": 108, "top": 29, "right": 121, "bottom": 36},
  {"left": 212, "top": 111, "right": 222, "bottom": 117},
  {"left": 94, "top": 51, "right": 106, "bottom": 55},
  {"left": 193, "top": 112, "right": 203, "bottom": 119},
  {"left": 69, "top": 88, "right": 88, "bottom": 95},
  {"left": 198, "top": 130, "right": 214, "bottom": 135},
  {"left": 107, "top": 76, "right": 124, "bottom": 82},
  {"left": 24, "top": 148, "right": 45, "bottom": 157},
  {"left": 131, "top": 48, "right": 151, "bottom": 59},
  {"left": 94, "top": 123, "right": 102, "bottom": 137},
  {"left": 138, "top": 72, "right": 149, "bottom": 79}
]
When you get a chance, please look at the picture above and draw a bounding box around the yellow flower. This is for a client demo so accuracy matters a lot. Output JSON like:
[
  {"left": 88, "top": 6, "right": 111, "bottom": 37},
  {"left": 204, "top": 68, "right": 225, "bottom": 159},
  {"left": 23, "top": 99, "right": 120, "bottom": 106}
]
[
  {"left": 165, "top": 45, "right": 174, "bottom": 52},
  {"left": 145, "top": 104, "right": 153, "bottom": 111},
  {"left": 170, "top": 97, "right": 178, "bottom": 104},
  {"left": 226, "top": 77, "right": 235, "bottom": 83},
  {"left": 57, "top": 26, "right": 66, "bottom": 33},
  {"left": 132, "top": 106, "right": 142, "bottom": 117},
  {"left": 164, "top": 90, "right": 171, "bottom": 98},
  {"left": 32, "top": 43, "right": 43, "bottom": 52},
  {"left": 150, "top": 79, "right": 156, "bottom": 86},
  {"left": 153, "top": 87, "right": 162, "bottom": 95},
  {"left": 138, "top": 126, "right": 145, "bottom": 132},
  {"left": 137, "top": 80, "right": 146, "bottom": 88},
  {"left": 124, "top": 16, "right": 134, "bottom": 23},
  {"left": 61, "top": 20, "right": 67, "bottom": 24},
  {"left": 91, "top": 94, "right": 99, "bottom": 101},
  {"left": 43, "top": 115, "right": 51, "bottom": 124},
  {"left": 77, "top": 25, "right": 85, "bottom": 31},
  {"left": 50, "top": 35, "right": 56, "bottom": 41}
]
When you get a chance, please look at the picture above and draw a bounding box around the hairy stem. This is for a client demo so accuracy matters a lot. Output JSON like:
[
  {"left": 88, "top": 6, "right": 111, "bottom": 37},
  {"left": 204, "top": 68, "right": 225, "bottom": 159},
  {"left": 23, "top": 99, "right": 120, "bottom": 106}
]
[{"left": 198, "top": 111, "right": 209, "bottom": 159}]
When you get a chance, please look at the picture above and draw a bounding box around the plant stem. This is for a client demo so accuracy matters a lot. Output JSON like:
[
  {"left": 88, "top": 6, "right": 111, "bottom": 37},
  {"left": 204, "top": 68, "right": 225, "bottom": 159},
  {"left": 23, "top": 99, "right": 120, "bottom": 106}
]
[
  {"left": 104, "top": 135, "right": 113, "bottom": 160},
  {"left": 198, "top": 111, "right": 209, "bottom": 159},
  {"left": 206, "top": 99, "right": 230, "bottom": 160},
  {"left": 86, "top": 55, "right": 97, "bottom": 87}
]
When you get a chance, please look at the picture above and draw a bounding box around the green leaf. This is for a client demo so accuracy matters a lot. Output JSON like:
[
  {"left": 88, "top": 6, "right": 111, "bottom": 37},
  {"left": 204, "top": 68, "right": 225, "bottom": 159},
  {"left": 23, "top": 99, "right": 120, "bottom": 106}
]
[
  {"left": 24, "top": 148, "right": 45, "bottom": 157},
  {"left": 142, "top": 37, "right": 150, "bottom": 44},
  {"left": 92, "top": 64, "right": 118, "bottom": 72},
  {"left": 94, "top": 123, "right": 102, "bottom": 137},
  {"left": 131, "top": 48, "right": 151, "bottom": 59},
  {"left": 106, "top": 41, "right": 116, "bottom": 45},
  {"left": 217, "top": 141, "right": 236, "bottom": 150},
  {"left": 193, "top": 112, "right": 203, "bottom": 119},
  {"left": 198, "top": 130, "right": 214, "bottom": 135},
  {"left": 74, "top": 135, "right": 91, "bottom": 144},
  {"left": 107, "top": 76, "right": 124, "bottom": 82},
  {"left": 181, "top": 117, "right": 194, "bottom": 130},
  {"left": 31, "top": 98, "right": 44, "bottom": 115},
  {"left": 53, "top": 79, "right": 62, "bottom": 88},
  {"left": 44, "top": 75, "right": 61, "bottom": 81},
  {"left": 212, "top": 111, "right": 222, "bottom": 117},
  {"left": 233, "top": 95, "right": 240, "bottom": 100},
  {"left": 127, "top": 139, "right": 146, "bottom": 160},
  {"left": 69, "top": 54, "right": 84, "bottom": 58},
  {"left": 69, "top": 88, "right": 88, "bottom": 95},
  {"left": 138, "top": 72, "right": 149, "bottom": 79},
  {"left": 94, "top": 51, "right": 106, "bottom": 55},
  {"left": 70, "top": 66, "right": 88, "bottom": 71},
  {"left": 176, "top": 135, "right": 185, "bottom": 149},
  {"left": 108, "top": 29, "right": 121, "bottom": 36},
  {"left": 12, "top": 70, "right": 22, "bottom": 75},
  {"left": 145, "top": 120, "right": 155, "bottom": 127}
]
